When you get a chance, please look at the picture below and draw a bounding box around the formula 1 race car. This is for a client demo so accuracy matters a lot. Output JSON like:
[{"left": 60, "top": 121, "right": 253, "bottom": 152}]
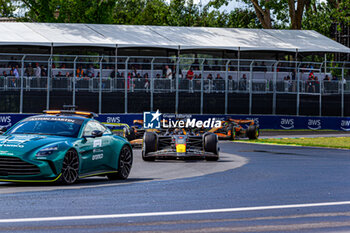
[
  {"left": 0, "top": 110, "right": 133, "bottom": 184},
  {"left": 122, "top": 120, "right": 167, "bottom": 147},
  {"left": 209, "top": 119, "right": 259, "bottom": 140},
  {"left": 142, "top": 128, "right": 219, "bottom": 161}
]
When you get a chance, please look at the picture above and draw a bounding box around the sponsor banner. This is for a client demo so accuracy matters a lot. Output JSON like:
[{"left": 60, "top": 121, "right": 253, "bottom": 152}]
[{"left": 1, "top": 113, "right": 350, "bottom": 131}]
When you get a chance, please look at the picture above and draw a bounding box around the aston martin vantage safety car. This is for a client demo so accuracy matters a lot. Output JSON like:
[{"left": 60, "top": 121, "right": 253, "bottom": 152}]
[
  {"left": 142, "top": 128, "right": 219, "bottom": 161},
  {"left": 209, "top": 118, "right": 259, "bottom": 140},
  {"left": 0, "top": 110, "right": 133, "bottom": 184}
]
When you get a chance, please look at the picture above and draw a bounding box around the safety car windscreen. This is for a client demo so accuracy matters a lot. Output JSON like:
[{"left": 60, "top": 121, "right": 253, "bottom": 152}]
[{"left": 7, "top": 117, "right": 83, "bottom": 137}]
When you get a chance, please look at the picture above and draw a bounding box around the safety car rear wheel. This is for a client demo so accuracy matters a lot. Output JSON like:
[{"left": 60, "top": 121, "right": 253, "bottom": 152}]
[
  {"left": 60, "top": 149, "right": 79, "bottom": 185},
  {"left": 142, "top": 132, "right": 157, "bottom": 161},
  {"left": 204, "top": 133, "right": 219, "bottom": 161},
  {"left": 108, "top": 145, "right": 133, "bottom": 180},
  {"left": 246, "top": 125, "right": 259, "bottom": 140}
]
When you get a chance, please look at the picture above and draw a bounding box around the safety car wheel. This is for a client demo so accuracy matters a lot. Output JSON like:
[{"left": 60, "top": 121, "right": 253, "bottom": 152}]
[
  {"left": 247, "top": 125, "right": 259, "bottom": 140},
  {"left": 108, "top": 145, "right": 133, "bottom": 180},
  {"left": 204, "top": 133, "right": 219, "bottom": 161},
  {"left": 142, "top": 132, "right": 157, "bottom": 161},
  {"left": 60, "top": 149, "right": 79, "bottom": 185}
]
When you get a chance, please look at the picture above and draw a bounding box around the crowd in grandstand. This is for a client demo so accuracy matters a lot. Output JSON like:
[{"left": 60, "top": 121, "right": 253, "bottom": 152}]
[{"left": 0, "top": 59, "right": 347, "bottom": 93}]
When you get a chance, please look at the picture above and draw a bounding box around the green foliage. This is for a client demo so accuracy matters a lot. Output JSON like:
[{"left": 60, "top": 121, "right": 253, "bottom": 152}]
[
  {"left": 0, "top": 0, "right": 16, "bottom": 17},
  {"left": 14, "top": 0, "right": 260, "bottom": 28}
]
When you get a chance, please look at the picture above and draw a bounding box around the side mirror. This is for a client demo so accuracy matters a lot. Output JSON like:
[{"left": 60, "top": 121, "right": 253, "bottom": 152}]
[{"left": 91, "top": 130, "right": 103, "bottom": 138}]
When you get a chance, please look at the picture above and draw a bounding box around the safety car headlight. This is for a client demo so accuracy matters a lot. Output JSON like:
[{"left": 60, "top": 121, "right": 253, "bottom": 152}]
[{"left": 36, "top": 145, "right": 59, "bottom": 157}]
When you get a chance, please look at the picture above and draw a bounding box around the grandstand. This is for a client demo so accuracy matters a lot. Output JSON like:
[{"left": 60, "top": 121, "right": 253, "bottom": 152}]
[{"left": 0, "top": 22, "right": 349, "bottom": 116}]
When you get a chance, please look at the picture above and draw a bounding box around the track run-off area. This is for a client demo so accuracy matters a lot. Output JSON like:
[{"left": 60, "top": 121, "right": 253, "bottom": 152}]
[{"left": 1, "top": 135, "right": 350, "bottom": 232}]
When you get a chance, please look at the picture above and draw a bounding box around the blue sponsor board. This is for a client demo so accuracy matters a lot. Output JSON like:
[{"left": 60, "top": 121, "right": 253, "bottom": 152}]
[{"left": 0, "top": 113, "right": 350, "bottom": 131}]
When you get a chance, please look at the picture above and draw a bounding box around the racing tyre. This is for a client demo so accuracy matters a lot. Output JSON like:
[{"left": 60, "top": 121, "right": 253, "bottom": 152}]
[
  {"left": 142, "top": 132, "right": 157, "bottom": 161},
  {"left": 246, "top": 125, "right": 259, "bottom": 140},
  {"left": 60, "top": 149, "right": 79, "bottom": 185},
  {"left": 230, "top": 127, "right": 236, "bottom": 140},
  {"left": 204, "top": 133, "right": 219, "bottom": 161},
  {"left": 108, "top": 145, "right": 133, "bottom": 180}
]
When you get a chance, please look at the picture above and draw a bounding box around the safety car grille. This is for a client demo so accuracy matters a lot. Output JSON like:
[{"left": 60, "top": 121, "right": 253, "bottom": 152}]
[{"left": 0, "top": 156, "right": 40, "bottom": 176}]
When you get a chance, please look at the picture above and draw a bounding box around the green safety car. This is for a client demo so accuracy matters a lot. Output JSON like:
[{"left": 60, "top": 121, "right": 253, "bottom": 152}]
[{"left": 0, "top": 110, "right": 133, "bottom": 184}]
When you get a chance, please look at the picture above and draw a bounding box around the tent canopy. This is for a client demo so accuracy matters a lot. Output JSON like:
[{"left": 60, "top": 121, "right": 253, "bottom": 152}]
[{"left": 0, "top": 22, "right": 349, "bottom": 53}]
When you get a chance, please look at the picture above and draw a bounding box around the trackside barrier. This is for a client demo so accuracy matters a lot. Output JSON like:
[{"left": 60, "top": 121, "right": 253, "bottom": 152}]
[{"left": 1, "top": 114, "right": 350, "bottom": 131}]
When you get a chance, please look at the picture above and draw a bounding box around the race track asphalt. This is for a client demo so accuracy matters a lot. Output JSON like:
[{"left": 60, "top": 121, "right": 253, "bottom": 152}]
[{"left": 1, "top": 139, "right": 350, "bottom": 232}]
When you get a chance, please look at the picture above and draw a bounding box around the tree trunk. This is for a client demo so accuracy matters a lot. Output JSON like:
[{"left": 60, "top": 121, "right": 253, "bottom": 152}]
[{"left": 250, "top": 0, "right": 272, "bottom": 29}]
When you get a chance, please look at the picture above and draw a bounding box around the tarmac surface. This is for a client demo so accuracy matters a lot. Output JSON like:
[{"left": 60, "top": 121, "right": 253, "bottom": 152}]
[{"left": 0, "top": 132, "right": 350, "bottom": 232}]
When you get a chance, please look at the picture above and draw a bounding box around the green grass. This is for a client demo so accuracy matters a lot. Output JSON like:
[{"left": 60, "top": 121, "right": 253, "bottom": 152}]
[{"left": 240, "top": 137, "right": 350, "bottom": 149}]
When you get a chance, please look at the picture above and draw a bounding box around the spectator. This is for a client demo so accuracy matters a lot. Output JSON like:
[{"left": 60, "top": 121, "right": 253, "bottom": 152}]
[
  {"left": 228, "top": 75, "right": 233, "bottom": 80},
  {"left": 40, "top": 65, "right": 47, "bottom": 77},
  {"left": 1, "top": 71, "right": 7, "bottom": 78},
  {"left": 131, "top": 66, "right": 137, "bottom": 78},
  {"left": 165, "top": 65, "right": 172, "bottom": 79},
  {"left": 56, "top": 71, "right": 65, "bottom": 78},
  {"left": 35, "top": 63, "right": 41, "bottom": 78},
  {"left": 306, "top": 75, "right": 315, "bottom": 93},
  {"left": 76, "top": 66, "right": 84, "bottom": 78},
  {"left": 110, "top": 69, "right": 120, "bottom": 79},
  {"left": 332, "top": 75, "right": 338, "bottom": 81},
  {"left": 324, "top": 75, "right": 330, "bottom": 81},
  {"left": 13, "top": 66, "right": 20, "bottom": 79},
  {"left": 186, "top": 67, "right": 194, "bottom": 80},
  {"left": 65, "top": 72, "right": 71, "bottom": 78},
  {"left": 87, "top": 64, "right": 95, "bottom": 78},
  {"left": 144, "top": 73, "right": 150, "bottom": 91},
  {"left": 9, "top": 70, "right": 16, "bottom": 87},
  {"left": 239, "top": 74, "right": 247, "bottom": 90},
  {"left": 207, "top": 73, "right": 213, "bottom": 80},
  {"left": 216, "top": 73, "right": 223, "bottom": 79},
  {"left": 25, "top": 63, "right": 34, "bottom": 77}
]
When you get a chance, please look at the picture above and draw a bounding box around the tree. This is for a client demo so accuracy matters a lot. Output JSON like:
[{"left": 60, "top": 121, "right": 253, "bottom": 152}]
[
  {"left": 0, "top": 0, "right": 16, "bottom": 17},
  {"left": 208, "top": 0, "right": 309, "bottom": 29},
  {"left": 18, "top": 0, "right": 116, "bottom": 23}
]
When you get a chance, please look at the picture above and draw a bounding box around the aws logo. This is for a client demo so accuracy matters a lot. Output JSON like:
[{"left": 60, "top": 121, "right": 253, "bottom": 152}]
[
  {"left": 280, "top": 118, "right": 294, "bottom": 130},
  {"left": 246, "top": 117, "right": 259, "bottom": 126},
  {"left": 0, "top": 116, "right": 11, "bottom": 128},
  {"left": 106, "top": 117, "right": 120, "bottom": 123},
  {"left": 307, "top": 119, "right": 321, "bottom": 130},
  {"left": 340, "top": 120, "right": 350, "bottom": 131}
]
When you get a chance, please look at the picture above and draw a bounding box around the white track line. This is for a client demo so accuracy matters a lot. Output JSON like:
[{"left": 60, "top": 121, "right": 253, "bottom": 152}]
[{"left": 1, "top": 201, "right": 350, "bottom": 223}]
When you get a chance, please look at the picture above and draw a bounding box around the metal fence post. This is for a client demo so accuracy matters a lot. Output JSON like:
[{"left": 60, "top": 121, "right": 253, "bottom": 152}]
[
  {"left": 175, "top": 58, "right": 180, "bottom": 114},
  {"left": 296, "top": 65, "right": 301, "bottom": 116},
  {"left": 124, "top": 57, "right": 130, "bottom": 113},
  {"left": 342, "top": 67, "right": 345, "bottom": 117},
  {"left": 200, "top": 59, "right": 205, "bottom": 114},
  {"left": 272, "top": 61, "right": 278, "bottom": 115},
  {"left": 46, "top": 57, "right": 52, "bottom": 110},
  {"left": 225, "top": 60, "right": 230, "bottom": 114},
  {"left": 73, "top": 56, "right": 78, "bottom": 107},
  {"left": 150, "top": 58, "right": 155, "bottom": 111},
  {"left": 99, "top": 56, "right": 103, "bottom": 114},
  {"left": 249, "top": 61, "right": 254, "bottom": 115},
  {"left": 20, "top": 55, "right": 26, "bottom": 113}
]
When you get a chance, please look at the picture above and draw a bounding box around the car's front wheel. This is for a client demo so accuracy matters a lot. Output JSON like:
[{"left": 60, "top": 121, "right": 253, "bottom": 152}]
[
  {"left": 60, "top": 149, "right": 79, "bottom": 185},
  {"left": 108, "top": 145, "right": 133, "bottom": 180}
]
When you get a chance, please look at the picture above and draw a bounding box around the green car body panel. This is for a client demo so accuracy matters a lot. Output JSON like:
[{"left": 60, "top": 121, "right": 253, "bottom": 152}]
[{"left": 0, "top": 115, "right": 132, "bottom": 182}]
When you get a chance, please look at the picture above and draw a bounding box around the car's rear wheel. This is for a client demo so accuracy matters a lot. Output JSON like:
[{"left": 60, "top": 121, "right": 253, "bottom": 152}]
[
  {"left": 204, "top": 133, "right": 219, "bottom": 161},
  {"left": 142, "top": 132, "right": 157, "bottom": 161},
  {"left": 60, "top": 149, "right": 79, "bottom": 185},
  {"left": 108, "top": 145, "right": 133, "bottom": 180},
  {"left": 246, "top": 125, "right": 259, "bottom": 140},
  {"left": 230, "top": 127, "right": 236, "bottom": 140}
]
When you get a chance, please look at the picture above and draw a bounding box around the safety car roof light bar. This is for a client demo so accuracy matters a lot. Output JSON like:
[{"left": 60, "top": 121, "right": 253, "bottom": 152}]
[{"left": 43, "top": 110, "right": 98, "bottom": 119}]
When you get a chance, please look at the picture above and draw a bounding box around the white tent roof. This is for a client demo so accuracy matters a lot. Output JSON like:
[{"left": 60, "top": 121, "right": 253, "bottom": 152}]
[{"left": 0, "top": 22, "right": 349, "bottom": 53}]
